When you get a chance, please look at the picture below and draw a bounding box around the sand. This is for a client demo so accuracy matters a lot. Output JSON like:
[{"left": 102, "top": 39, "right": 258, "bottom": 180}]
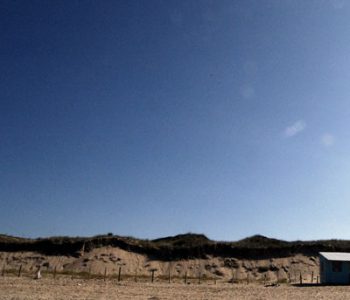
[
  {"left": 0, "top": 248, "right": 327, "bottom": 299},
  {"left": 1, "top": 276, "right": 350, "bottom": 300},
  {"left": 0, "top": 249, "right": 319, "bottom": 282}
]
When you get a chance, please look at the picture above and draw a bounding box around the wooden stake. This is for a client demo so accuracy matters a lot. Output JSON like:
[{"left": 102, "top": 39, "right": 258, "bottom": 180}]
[
  {"left": 151, "top": 269, "right": 155, "bottom": 283},
  {"left": 104, "top": 267, "right": 107, "bottom": 282},
  {"left": 2, "top": 265, "right": 5, "bottom": 277},
  {"left": 299, "top": 272, "right": 302, "bottom": 285},
  {"left": 311, "top": 271, "right": 314, "bottom": 283},
  {"left": 53, "top": 266, "right": 57, "bottom": 279},
  {"left": 18, "top": 265, "right": 22, "bottom": 277},
  {"left": 118, "top": 266, "right": 122, "bottom": 282},
  {"left": 35, "top": 266, "right": 42, "bottom": 280}
]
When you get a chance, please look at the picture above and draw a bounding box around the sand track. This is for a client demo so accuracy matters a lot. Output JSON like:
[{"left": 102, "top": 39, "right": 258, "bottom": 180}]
[{"left": 1, "top": 276, "right": 350, "bottom": 300}]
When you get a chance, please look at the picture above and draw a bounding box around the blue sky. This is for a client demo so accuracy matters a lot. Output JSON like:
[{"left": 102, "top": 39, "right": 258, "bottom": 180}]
[{"left": 1, "top": 0, "right": 350, "bottom": 241}]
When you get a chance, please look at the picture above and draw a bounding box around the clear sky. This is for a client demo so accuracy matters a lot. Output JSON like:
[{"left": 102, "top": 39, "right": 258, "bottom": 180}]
[{"left": 1, "top": 0, "right": 350, "bottom": 241}]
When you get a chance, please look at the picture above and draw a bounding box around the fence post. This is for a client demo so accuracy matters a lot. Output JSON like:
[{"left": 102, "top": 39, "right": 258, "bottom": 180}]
[
  {"left": 104, "top": 267, "right": 107, "bottom": 282},
  {"left": 18, "top": 265, "right": 22, "bottom": 277},
  {"left": 118, "top": 266, "right": 122, "bottom": 282},
  {"left": 150, "top": 269, "right": 157, "bottom": 282},
  {"left": 53, "top": 266, "right": 57, "bottom": 279},
  {"left": 311, "top": 271, "right": 314, "bottom": 283},
  {"left": 1, "top": 265, "right": 5, "bottom": 277},
  {"left": 184, "top": 272, "right": 187, "bottom": 284},
  {"left": 198, "top": 270, "right": 201, "bottom": 284},
  {"left": 299, "top": 272, "right": 302, "bottom": 285},
  {"left": 35, "top": 266, "right": 42, "bottom": 280}
]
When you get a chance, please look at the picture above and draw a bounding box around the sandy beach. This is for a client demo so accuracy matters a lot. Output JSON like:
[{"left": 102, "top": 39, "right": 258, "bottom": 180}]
[{"left": 1, "top": 276, "right": 350, "bottom": 300}]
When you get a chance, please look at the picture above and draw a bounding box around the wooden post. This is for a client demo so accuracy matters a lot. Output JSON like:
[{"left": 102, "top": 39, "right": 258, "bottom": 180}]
[
  {"left": 247, "top": 273, "right": 249, "bottom": 285},
  {"left": 53, "top": 266, "right": 57, "bottom": 279},
  {"left": 288, "top": 272, "right": 291, "bottom": 283},
  {"left": 35, "top": 266, "right": 42, "bottom": 280},
  {"left": 151, "top": 269, "right": 155, "bottom": 283},
  {"left": 168, "top": 266, "right": 171, "bottom": 283},
  {"left": 264, "top": 274, "right": 267, "bottom": 285},
  {"left": 198, "top": 271, "right": 201, "bottom": 284},
  {"left": 18, "top": 265, "right": 22, "bottom": 277},
  {"left": 89, "top": 266, "right": 92, "bottom": 279},
  {"left": 104, "top": 267, "right": 107, "bottom": 282},
  {"left": 317, "top": 275, "right": 319, "bottom": 284},
  {"left": 311, "top": 271, "right": 314, "bottom": 283},
  {"left": 184, "top": 272, "right": 187, "bottom": 284},
  {"left": 299, "top": 272, "right": 302, "bottom": 285},
  {"left": 1, "top": 265, "right": 5, "bottom": 277},
  {"left": 118, "top": 266, "right": 122, "bottom": 282},
  {"left": 134, "top": 269, "right": 138, "bottom": 282}
]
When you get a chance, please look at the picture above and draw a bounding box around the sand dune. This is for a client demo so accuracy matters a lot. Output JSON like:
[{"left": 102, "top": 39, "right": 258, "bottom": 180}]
[{"left": 0, "top": 246, "right": 318, "bottom": 282}]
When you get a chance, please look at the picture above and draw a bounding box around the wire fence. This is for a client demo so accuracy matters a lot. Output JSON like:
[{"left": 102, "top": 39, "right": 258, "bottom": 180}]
[{"left": 0, "top": 263, "right": 320, "bottom": 286}]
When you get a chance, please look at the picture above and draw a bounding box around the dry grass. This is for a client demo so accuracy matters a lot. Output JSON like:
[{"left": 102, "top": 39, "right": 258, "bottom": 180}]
[{"left": 1, "top": 276, "right": 350, "bottom": 299}]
